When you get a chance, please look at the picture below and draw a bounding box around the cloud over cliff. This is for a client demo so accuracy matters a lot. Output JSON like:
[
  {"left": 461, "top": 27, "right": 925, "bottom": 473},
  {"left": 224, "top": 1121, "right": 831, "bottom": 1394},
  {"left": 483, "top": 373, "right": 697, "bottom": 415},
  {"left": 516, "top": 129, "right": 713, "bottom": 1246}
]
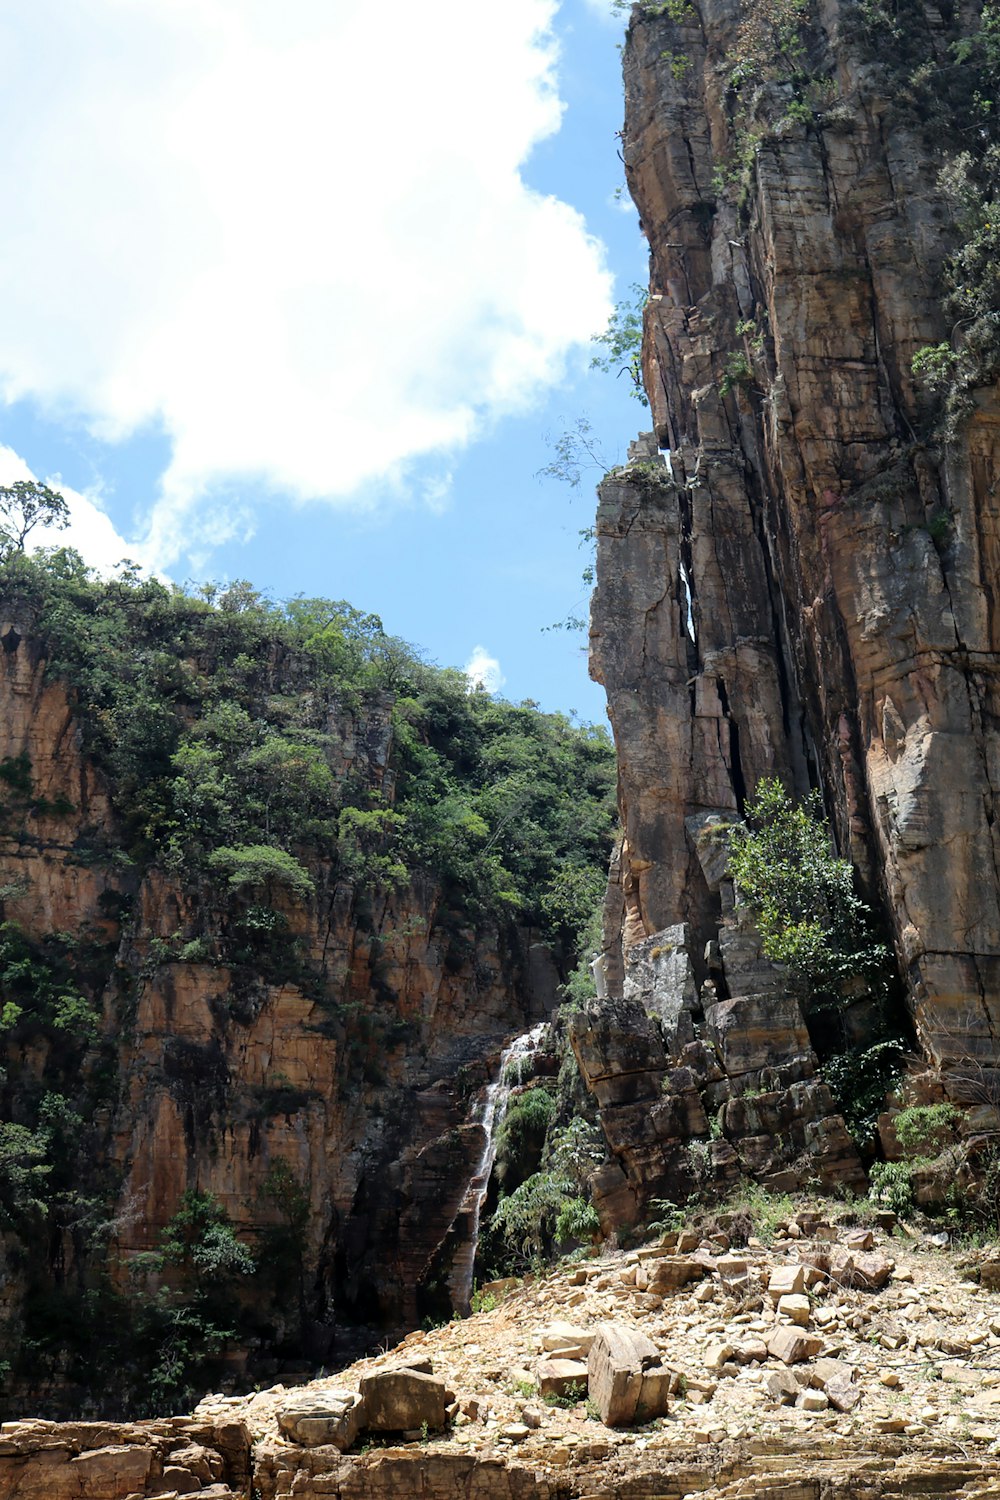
[{"left": 0, "top": 0, "right": 612, "bottom": 567}]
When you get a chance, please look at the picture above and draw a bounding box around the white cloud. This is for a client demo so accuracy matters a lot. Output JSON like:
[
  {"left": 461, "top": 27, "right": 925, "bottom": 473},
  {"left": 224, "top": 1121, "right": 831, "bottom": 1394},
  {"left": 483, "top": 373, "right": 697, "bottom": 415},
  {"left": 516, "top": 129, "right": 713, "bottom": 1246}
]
[
  {"left": 0, "top": 1, "right": 613, "bottom": 569},
  {"left": 464, "top": 645, "right": 506, "bottom": 695},
  {"left": 0, "top": 445, "right": 136, "bottom": 574}
]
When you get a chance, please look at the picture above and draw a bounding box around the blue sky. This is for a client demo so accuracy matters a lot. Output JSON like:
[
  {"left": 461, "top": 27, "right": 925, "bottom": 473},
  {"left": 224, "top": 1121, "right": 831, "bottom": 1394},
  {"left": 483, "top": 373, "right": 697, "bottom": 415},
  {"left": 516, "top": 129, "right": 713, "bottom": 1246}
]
[{"left": 0, "top": 0, "right": 645, "bottom": 723}]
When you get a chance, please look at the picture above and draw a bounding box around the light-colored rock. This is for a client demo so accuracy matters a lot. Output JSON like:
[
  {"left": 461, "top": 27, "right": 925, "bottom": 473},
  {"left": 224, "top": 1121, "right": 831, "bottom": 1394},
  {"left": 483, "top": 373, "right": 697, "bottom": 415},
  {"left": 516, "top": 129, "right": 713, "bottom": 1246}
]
[
  {"left": 587, "top": 1322, "right": 665, "bottom": 1427},
  {"left": 539, "top": 1322, "right": 595, "bottom": 1357},
  {"left": 358, "top": 1368, "right": 448, "bottom": 1432},
  {"left": 704, "top": 1342, "right": 735, "bottom": 1374},
  {"left": 767, "top": 1327, "right": 824, "bottom": 1365},
  {"left": 277, "top": 1390, "right": 365, "bottom": 1451},
  {"left": 765, "top": 1369, "right": 801, "bottom": 1404},
  {"left": 536, "top": 1358, "right": 589, "bottom": 1399},
  {"left": 776, "top": 1293, "right": 811, "bottom": 1327},
  {"left": 768, "top": 1267, "right": 806, "bottom": 1302}
]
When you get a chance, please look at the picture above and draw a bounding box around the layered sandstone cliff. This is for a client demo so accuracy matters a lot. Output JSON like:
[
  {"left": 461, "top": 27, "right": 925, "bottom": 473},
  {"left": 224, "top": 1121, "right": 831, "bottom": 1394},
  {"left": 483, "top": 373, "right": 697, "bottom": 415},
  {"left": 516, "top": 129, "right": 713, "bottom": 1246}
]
[
  {"left": 0, "top": 611, "right": 571, "bottom": 1406},
  {"left": 582, "top": 0, "right": 1000, "bottom": 1213}
]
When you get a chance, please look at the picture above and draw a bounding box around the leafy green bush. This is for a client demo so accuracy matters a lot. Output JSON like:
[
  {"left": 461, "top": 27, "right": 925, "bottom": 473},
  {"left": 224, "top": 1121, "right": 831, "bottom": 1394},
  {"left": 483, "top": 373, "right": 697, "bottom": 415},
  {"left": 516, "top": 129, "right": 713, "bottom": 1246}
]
[
  {"left": 894, "top": 1103, "right": 961, "bottom": 1154},
  {"left": 494, "top": 1087, "right": 555, "bottom": 1175},
  {"left": 728, "top": 778, "right": 891, "bottom": 1003},
  {"left": 554, "top": 1196, "right": 600, "bottom": 1245},
  {"left": 487, "top": 1116, "right": 604, "bottom": 1270},
  {"left": 206, "top": 844, "right": 314, "bottom": 898},
  {"left": 869, "top": 1159, "right": 918, "bottom": 1216},
  {"left": 589, "top": 284, "right": 648, "bottom": 405}
]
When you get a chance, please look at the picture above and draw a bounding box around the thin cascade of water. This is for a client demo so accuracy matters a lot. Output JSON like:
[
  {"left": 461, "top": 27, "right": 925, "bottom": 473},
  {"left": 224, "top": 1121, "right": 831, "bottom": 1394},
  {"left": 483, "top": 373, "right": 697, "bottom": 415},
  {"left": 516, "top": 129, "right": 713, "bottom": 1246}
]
[{"left": 447, "top": 1022, "right": 547, "bottom": 1313}]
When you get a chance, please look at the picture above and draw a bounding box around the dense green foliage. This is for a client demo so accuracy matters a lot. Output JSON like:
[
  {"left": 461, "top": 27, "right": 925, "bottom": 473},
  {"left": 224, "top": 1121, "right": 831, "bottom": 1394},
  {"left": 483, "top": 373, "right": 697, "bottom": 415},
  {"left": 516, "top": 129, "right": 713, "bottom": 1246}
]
[
  {"left": 729, "top": 778, "right": 889, "bottom": 997},
  {"left": 11, "top": 1189, "right": 259, "bottom": 1416},
  {"left": 0, "top": 548, "right": 616, "bottom": 952},
  {"left": 480, "top": 1023, "right": 606, "bottom": 1276},
  {"left": 487, "top": 1114, "right": 605, "bottom": 1268}
]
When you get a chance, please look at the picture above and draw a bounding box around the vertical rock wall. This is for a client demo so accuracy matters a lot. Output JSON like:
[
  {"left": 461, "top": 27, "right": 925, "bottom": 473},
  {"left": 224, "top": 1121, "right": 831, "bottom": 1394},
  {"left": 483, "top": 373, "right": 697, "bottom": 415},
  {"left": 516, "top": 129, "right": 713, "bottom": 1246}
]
[{"left": 582, "top": 0, "right": 1000, "bottom": 1208}]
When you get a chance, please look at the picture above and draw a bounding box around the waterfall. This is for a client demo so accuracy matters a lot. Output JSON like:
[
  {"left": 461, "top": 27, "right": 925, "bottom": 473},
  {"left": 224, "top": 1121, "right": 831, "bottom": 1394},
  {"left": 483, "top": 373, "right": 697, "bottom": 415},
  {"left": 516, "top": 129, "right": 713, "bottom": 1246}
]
[{"left": 447, "top": 1022, "right": 547, "bottom": 1313}]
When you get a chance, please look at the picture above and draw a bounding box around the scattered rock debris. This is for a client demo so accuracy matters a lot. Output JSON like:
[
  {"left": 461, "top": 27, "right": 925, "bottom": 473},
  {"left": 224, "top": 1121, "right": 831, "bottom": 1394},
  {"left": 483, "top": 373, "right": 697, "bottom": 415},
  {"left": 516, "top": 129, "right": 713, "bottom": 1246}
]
[{"left": 5, "top": 1211, "right": 1000, "bottom": 1496}]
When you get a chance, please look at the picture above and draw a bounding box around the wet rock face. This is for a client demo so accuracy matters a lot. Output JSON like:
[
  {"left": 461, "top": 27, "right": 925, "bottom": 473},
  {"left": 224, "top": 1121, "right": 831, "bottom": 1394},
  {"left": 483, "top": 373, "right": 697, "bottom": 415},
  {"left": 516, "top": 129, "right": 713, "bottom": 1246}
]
[{"left": 590, "top": 0, "right": 1000, "bottom": 1152}]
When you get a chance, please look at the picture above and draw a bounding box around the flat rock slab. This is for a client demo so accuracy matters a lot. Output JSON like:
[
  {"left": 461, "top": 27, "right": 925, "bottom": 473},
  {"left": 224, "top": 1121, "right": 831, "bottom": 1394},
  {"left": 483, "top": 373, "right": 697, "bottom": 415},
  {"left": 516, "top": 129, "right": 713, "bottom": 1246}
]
[
  {"left": 359, "top": 1368, "right": 447, "bottom": 1433},
  {"left": 536, "top": 1358, "right": 589, "bottom": 1397},
  {"left": 647, "top": 1256, "right": 706, "bottom": 1291},
  {"left": 588, "top": 1322, "right": 670, "bottom": 1427},
  {"left": 768, "top": 1265, "right": 806, "bottom": 1301},
  {"left": 540, "top": 1321, "right": 595, "bottom": 1357}
]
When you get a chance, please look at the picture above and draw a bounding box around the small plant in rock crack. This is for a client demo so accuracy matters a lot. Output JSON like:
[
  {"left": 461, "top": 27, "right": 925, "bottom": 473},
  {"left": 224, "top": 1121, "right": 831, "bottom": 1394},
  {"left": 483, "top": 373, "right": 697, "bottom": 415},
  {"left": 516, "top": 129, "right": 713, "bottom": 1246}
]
[{"left": 543, "top": 1381, "right": 587, "bottom": 1408}]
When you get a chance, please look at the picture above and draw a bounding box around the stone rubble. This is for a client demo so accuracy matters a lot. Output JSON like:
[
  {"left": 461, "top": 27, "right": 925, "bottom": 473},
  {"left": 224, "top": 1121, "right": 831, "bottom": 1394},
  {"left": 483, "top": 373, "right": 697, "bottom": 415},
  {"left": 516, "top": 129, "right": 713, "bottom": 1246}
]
[{"left": 7, "top": 1207, "right": 994, "bottom": 1497}]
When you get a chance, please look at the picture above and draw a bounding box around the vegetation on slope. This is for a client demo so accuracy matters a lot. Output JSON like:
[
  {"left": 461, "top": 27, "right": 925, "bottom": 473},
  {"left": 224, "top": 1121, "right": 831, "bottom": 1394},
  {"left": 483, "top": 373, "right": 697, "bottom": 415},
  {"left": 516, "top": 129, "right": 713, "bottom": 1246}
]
[{"left": 0, "top": 545, "right": 615, "bottom": 947}]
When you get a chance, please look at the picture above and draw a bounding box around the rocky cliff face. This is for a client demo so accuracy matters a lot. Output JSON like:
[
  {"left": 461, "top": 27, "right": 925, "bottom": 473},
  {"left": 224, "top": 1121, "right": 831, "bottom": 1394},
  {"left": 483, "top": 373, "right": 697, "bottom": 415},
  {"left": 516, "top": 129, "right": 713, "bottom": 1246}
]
[
  {"left": 0, "top": 604, "right": 585, "bottom": 1408},
  {"left": 582, "top": 0, "right": 1000, "bottom": 1215}
]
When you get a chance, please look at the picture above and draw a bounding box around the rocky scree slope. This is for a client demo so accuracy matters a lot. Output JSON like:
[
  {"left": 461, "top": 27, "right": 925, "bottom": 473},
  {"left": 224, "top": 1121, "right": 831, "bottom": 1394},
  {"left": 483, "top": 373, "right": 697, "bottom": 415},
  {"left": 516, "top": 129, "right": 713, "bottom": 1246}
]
[
  {"left": 583, "top": 0, "right": 1000, "bottom": 1222},
  {"left": 7, "top": 1203, "right": 1000, "bottom": 1496}
]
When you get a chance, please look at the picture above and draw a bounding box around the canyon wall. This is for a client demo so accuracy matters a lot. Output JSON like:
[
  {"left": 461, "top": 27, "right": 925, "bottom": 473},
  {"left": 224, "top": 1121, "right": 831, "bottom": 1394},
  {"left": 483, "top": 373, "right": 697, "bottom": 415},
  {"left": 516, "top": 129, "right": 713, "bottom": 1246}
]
[
  {"left": 581, "top": 0, "right": 1000, "bottom": 1213},
  {"left": 0, "top": 606, "right": 573, "bottom": 1406}
]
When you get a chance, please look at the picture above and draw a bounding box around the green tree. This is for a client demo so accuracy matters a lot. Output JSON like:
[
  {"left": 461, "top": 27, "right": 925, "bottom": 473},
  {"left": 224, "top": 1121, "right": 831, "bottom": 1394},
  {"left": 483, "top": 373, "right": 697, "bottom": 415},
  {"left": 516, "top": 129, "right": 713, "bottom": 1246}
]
[
  {"left": 589, "top": 284, "right": 649, "bottom": 404},
  {"left": 728, "top": 777, "right": 889, "bottom": 1001},
  {"left": 0, "top": 481, "right": 69, "bottom": 556},
  {"left": 206, "top": 844, "right": 314, "bottom": 899}
]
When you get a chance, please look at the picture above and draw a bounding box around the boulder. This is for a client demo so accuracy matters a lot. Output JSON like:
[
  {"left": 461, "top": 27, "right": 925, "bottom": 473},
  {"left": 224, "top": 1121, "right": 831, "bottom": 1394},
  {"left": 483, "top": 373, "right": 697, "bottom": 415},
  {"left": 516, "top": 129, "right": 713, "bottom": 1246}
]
[
  {"left": 980, "top": 1260, "right": 1000, "bottom": 1291},
  {"left": 776, "top": 1293, "right": 811, "bottom": 1326},
  {"left": 587, "top": 1322, "right": 671, "bottom": 1427},
  {"left": 716, "top": 1256, "right": 752, "bottom": 1295},
  {"left": 359, "top": 1368, "right": 448, "bottom": 1432},
  {"left": 536, "top": 1358, "right": 589, "bottom": 1398},
  {"left": 162, "top": 1464, "right": 203, "bottom": 1494},
  {"left": 829, "top": 1248, "right": 894, "bottom": 1291},
  {"left": 765, "top": 1369, "right": 801, "bottom": 1404},
  {"left": 647, "top": 1256, "right": 706, "bottom": 1292},
  {"left": 704, "top": 1342, "right": 735, "bottom": 1374},
  {"left": 826, "top": 1376, "right": 863, "bottom": 1412},
  {"left": 277, "top": 1390, "right": 366, "bottom": 1451},
  {"left": 768, "top": 1265, "right": 806, "bottom": 1302},
  {"left": 851, "top": 1251, "right": 894, "bottom": 1290},
  {"left": 166, "top": 1443, "right": 225, "bottom": 1483},
  {"left": 539, "top": 1321, "right": 595, "bottom": 1357},
  {"left": 766, "top": 1327, "right": 824, "bottom": 1365}
]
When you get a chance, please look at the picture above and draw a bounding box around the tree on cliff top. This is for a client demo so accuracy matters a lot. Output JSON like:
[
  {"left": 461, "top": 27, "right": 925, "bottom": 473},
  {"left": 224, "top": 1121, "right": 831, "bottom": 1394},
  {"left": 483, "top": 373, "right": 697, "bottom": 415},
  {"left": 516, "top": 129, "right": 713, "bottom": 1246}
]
[{"left": 0, "top": 482, "right": 69, "bottom": 557}]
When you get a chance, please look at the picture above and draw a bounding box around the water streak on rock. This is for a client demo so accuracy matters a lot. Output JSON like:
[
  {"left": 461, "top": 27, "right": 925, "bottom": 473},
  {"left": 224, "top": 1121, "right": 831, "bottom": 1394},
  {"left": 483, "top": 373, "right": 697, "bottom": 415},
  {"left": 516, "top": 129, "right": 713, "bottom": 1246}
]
[{"left": 448, "top": 1023, "right": 547, "bottom": 1313}]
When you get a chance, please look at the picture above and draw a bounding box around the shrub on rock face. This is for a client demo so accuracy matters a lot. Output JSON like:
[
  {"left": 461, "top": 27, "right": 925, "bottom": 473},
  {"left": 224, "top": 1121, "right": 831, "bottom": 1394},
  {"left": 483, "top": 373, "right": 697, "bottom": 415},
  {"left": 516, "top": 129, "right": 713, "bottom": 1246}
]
[
  {"left": 728, "top": 778, "right": 907, "bottom": 1138},
  {"left": 728, "top": 778, "right": 889, "bottom": 998}
]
